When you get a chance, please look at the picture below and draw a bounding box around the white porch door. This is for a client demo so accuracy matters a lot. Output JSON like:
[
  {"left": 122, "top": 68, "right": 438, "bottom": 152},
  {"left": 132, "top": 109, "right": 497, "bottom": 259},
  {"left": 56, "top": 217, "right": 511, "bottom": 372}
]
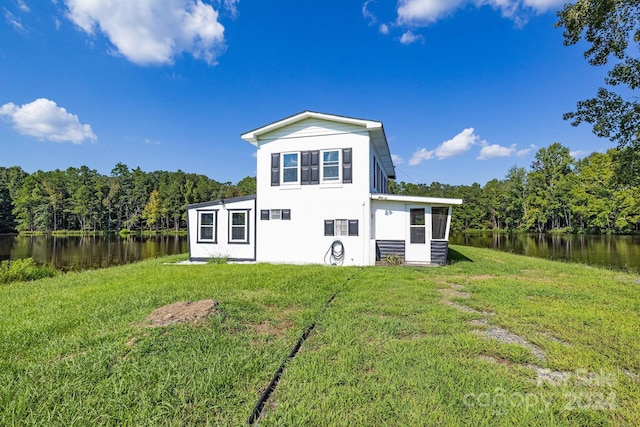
[{"left": 405, "top": 206, "right": 430, "bottom": 263}]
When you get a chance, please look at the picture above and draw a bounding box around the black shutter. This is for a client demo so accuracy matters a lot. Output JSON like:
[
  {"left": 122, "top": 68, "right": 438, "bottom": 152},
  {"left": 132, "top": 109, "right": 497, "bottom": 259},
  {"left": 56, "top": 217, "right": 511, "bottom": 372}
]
[
  {"left": 261, "top": 210, "right": 269, "bottom": 220},
  {"left": 310, "top": 151, "right": 319, "bottom": 184},
  {"left": 348, "top": 219, "right": 358, "bottom": 236},
  {"left": 282, "top": 209, "right": 291, "bottom": 220},
  {"left": 324, "top": 220, "right": 334, "bottom": 236},
  {"left": 343, "top": 148, "right": 352, "bottom": 184},
  {"left": 301, "top": 151, "right": 310, "bottom": 184},
  {"left": 271, "top": 153, "right": 280, "bottom": 186}
]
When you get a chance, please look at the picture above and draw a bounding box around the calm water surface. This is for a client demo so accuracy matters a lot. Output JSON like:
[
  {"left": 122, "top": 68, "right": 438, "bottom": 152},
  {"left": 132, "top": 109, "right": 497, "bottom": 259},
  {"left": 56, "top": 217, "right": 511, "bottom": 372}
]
[
  {"left": 0, "top": 234, "right": 188, "bottom": 271},
  {"left": 450, "top": 232, "right": 640, "bottom": 273},
  {"left": 3, "top": 232, "right": 639, "bottom": 272}
]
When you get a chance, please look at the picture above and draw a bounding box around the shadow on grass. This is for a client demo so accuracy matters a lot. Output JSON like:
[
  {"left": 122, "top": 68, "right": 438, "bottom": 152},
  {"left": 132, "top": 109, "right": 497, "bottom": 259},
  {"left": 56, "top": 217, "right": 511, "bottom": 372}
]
[{"left": 447, "top": 248, "right": 473, "bottom": 264}]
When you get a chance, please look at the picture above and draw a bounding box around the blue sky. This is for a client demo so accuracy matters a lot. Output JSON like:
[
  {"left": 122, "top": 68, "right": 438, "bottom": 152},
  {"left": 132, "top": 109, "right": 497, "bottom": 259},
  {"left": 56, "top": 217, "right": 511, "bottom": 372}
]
[{"left": 1, "top": 0, "right": 608, "bottom": 186}]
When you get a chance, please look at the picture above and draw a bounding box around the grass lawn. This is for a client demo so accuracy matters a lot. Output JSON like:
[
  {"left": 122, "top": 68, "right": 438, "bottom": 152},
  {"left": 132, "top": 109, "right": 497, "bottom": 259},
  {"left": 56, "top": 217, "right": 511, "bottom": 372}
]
[{"left": 1, "top": 245, "right": 638, "bottom": 426}]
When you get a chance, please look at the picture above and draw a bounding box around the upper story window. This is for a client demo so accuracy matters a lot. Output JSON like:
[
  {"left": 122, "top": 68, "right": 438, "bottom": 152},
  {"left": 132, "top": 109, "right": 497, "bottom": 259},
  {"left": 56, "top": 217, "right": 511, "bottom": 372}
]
[
  {"left": 271, "top": 149, "right": 352, "bottom": 186},
  {"left": 282, "top": 153, "right": 299, "bottom": 184},
  {"left": 322, "top": 150, "right": 340, "bottom": 182}
]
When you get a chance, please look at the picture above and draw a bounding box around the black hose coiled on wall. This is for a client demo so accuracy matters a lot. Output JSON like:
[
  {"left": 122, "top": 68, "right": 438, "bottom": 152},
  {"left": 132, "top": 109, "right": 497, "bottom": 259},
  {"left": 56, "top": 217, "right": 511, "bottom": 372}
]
[{"left": 325, "top": 240, "right": 345, "bottom": 265}]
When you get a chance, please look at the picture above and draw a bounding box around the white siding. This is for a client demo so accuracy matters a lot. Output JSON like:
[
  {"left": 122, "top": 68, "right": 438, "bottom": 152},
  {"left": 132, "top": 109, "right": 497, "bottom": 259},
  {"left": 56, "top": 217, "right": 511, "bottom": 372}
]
[
  {"left": 254, "top": 120, "right": 372, "bottom": 265},
  {"left": 256, "top": 118, "right": 368, "bottom": 142},
  {"left": 187, "top": 198, "right": 256, "bottom": 261}
]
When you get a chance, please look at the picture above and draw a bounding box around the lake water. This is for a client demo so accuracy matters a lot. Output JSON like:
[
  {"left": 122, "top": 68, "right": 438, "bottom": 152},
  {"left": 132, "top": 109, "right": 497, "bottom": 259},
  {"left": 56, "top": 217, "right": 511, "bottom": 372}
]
[
  {"left": 0, "top": 234, "right": 188, "bottom": 271},
  {"left": 450, "top": 232, "right": 640, "bottom": 273},
  {"left": 2, "top": 232, "right": 639, "bottom": 273}
]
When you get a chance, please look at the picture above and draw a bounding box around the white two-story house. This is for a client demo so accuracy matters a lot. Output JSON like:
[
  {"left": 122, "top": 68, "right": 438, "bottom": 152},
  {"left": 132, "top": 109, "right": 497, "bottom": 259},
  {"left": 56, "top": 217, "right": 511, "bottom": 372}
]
[{"left": 186, "top": 111, "right": 462, "bottom": 266}]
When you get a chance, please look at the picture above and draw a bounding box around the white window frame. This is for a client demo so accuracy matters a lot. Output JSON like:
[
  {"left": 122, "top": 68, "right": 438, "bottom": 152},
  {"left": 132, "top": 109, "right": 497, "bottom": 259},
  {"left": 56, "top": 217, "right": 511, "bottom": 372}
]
[
  {"left": 281, "top": 152, "right": 300, "bottom": 185},
  {"left": 335, "top": 219, "right": 348, "bottom": 236},
  {"left": 197, "top": 210, "right": 217, "bottom": 243},
  {"left": 229, "top": 210, "right": 249, "bottom": 244},
  {"left": 321, "top": 149, "right": 341, "bottom": 182},
  {"left": 410, "top": 208, "right": 426, "bottom": 244}
]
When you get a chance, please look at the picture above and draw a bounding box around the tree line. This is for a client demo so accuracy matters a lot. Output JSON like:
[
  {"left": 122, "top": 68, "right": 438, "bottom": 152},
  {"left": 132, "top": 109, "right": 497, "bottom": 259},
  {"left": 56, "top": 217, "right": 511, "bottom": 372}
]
[
  {"left": 391, "top": 143, "right": 640, "bottom": 234},
  {"left": 0, "top": 163, "right": 256, "bottom": 234},
  {"left": 1, "top": 143, "right": 639, "bottom": 235}
]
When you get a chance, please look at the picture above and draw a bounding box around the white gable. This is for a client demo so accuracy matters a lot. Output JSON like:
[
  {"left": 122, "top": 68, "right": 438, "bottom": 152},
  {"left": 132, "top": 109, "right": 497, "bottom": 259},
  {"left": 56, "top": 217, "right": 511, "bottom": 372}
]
[{"left": 251, "top": 117, "right": 368, "bottom": 143}]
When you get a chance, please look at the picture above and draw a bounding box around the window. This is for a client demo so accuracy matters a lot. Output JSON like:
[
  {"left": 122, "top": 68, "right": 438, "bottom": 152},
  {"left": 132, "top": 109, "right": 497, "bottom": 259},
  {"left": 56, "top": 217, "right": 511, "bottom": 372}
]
[
  {"left": 261, "top": 210, "right": 270, "bottom": 220},
  {"left": 282, "top": 209, "right": 291, "bottom": 220},
  {"left": 410, "top": 208, "right": 426, "bottom": 244},
  {"left": 270, "top": 209, "right": 281, "bottom": 220},
  {"left": 229, "top": 210, "right": 249, "bottom": 243},
  {"left": 282, "top": 153, "right": 299, "bottom": 184},
  {"left": 324, "top": 219, "right": 358, "bottom": 236},
  {"left": 336, "top": 219, "right": 348, "bottom": 236},
  {"left": 322, "top": 150, "right": 340, "bottom": 182},
  {"left": 432, "top": 207, "right": 448, "bottom": 239},
  {"left": 198, "top": 211, "right": 217, "bottom": 243}
]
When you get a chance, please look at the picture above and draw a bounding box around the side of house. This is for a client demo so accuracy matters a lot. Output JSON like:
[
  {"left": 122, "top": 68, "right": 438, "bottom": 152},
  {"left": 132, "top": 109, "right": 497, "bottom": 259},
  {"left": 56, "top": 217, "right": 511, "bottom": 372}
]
[
  {"left": 187, "top": 196, "right": 256, "bottom": 262},
  {"left": 187, "top": 111, "right": 462, "bottom": 266},
  {"left": 242, "top": 112, "right": 394, "bottom": 265}
]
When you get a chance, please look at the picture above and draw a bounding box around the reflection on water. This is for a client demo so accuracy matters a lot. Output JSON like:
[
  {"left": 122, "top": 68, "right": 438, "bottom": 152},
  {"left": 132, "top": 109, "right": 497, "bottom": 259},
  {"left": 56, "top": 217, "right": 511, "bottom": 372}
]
[
  {"left": 450, "top": 233, "right": 640, "bottom": 273},
  {"left": 0, "top": 234, "right": 188, "bottom": 271}
]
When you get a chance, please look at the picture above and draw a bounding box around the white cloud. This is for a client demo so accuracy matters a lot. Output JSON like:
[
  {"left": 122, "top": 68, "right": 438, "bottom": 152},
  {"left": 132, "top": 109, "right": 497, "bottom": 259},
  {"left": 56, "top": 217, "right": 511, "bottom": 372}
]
[
  {"left": 478, "top": 142, "right": 535, "bottom": 159},
  {"left": 409, "top": 148, "right": 434, "bottom": 165},
  {"left": 144, "top": 138, "right": 160, "bottom": 145},
  {"left": 64, "top": 0, "right": 226, "bottom": 65},
  {"left": 478, "top": 143, "right": 516, "bottom": 160},
  {"left": 395, "top": 0, "right": 564, "bottom": 26},
  {"left": 5, "top": 10, "right": 25, "bottom": 31},
  {"left": 397, "top": 0, "right": 465, "bottom": 24},
  {"left": 435, "top": 128, "right": 482, "bottom": 159},
  {"left": 362, "top": 0, "right": 377, "bottom": 24},
  {"left": 223, "top": 0, "right": 239, "bottom": 19},
  {"left": 0, "top": 98, "right": 97, "bottom": 144},
  {"left": 17, "top": 0, "right": 30, "bottom": 12},
  {"left": 516, "top": 144, "right": 536, "bottom": 157},
  {"left": 379, "top": 23, "right": 389, "bottom": 35},
  {"left": 391, "top": 153, "right": 404, "bottom": 165},
  {"left": 399, "top": 30, "right": 423, "bottom": 45},
  {"left": 409, "top": 128, "right": 482, "bottom": 165},
  {"left": 570, "top": 150, "right": 588, "bottom": 159}
]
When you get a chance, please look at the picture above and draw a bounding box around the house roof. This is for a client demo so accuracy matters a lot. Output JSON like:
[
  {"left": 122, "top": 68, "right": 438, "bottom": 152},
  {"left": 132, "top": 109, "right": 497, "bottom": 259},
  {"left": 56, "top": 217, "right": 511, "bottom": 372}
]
[
  {"left": 241, "top": 111, "right": 395, "bottom": 179},
  {"left": 370, "top": 194, "right": 463, "bottom": 206},
  {"left": 186, "top": 194, "right": 256, "bottom": 210}
]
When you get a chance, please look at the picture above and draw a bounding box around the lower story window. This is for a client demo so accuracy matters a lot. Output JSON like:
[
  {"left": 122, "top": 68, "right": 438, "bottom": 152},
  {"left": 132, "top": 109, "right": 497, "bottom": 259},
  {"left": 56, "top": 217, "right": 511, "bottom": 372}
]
[
  {"left": 198, "top": 211, "right": 217, "bottom": 243},
  {"left": 324, "top": 219, "right": 358, "bottom": 236},
  {"left": 230, "top": 210, "right": 249, "bottom": 243}
]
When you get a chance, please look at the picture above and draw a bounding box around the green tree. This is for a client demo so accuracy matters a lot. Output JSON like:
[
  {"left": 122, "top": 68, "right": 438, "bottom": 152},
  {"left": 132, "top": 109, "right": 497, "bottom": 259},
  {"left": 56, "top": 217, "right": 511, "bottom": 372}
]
[
  {"left": 526, "top": 143, "right": 575, "bottom": 231},
  {"left": 142, "top": 189, "right": 162, "bottom": 232},
  {"left": 557, "top": 0, "right": 640, "bottom": 184},
  {"left": 0, "top": 166, "right": 27, "bottom": 232},
  {"left": 236, "top": 176, "right": 257, "bottom": 196},
  {"left": 503, "top": 166, "right": 527, "bottom": 230},
  {"left": 483, "top": 179, "right": 507, "bottom": 230}
]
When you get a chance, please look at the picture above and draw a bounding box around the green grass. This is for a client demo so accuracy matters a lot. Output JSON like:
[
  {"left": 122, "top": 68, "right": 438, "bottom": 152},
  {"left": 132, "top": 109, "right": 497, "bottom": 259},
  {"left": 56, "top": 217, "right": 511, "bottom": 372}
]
[
  {"left": 0, "top": 258, "right": 58, "bottom": 284},
  {"left": 1, "top": 246, "right": 639, "bottom": 426}
]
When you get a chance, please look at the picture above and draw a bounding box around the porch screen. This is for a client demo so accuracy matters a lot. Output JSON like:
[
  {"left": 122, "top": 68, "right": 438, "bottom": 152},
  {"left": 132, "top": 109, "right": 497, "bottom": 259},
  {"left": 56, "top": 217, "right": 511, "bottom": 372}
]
[{"left": 432, "top": 207, "right": 448, "bottom": 239}]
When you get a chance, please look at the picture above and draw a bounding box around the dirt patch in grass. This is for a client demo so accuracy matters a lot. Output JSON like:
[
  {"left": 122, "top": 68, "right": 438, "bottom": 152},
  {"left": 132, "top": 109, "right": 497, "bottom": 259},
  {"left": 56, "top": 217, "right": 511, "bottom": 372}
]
[
  {"left": 254, "top": 319, "right": 295, "bottom": 337},
  {"left": 145, "top": 299, "right": 218, "bottom": 327},
  {"left": 438, "top": 288, "right": 471, "bottom": 299}
]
